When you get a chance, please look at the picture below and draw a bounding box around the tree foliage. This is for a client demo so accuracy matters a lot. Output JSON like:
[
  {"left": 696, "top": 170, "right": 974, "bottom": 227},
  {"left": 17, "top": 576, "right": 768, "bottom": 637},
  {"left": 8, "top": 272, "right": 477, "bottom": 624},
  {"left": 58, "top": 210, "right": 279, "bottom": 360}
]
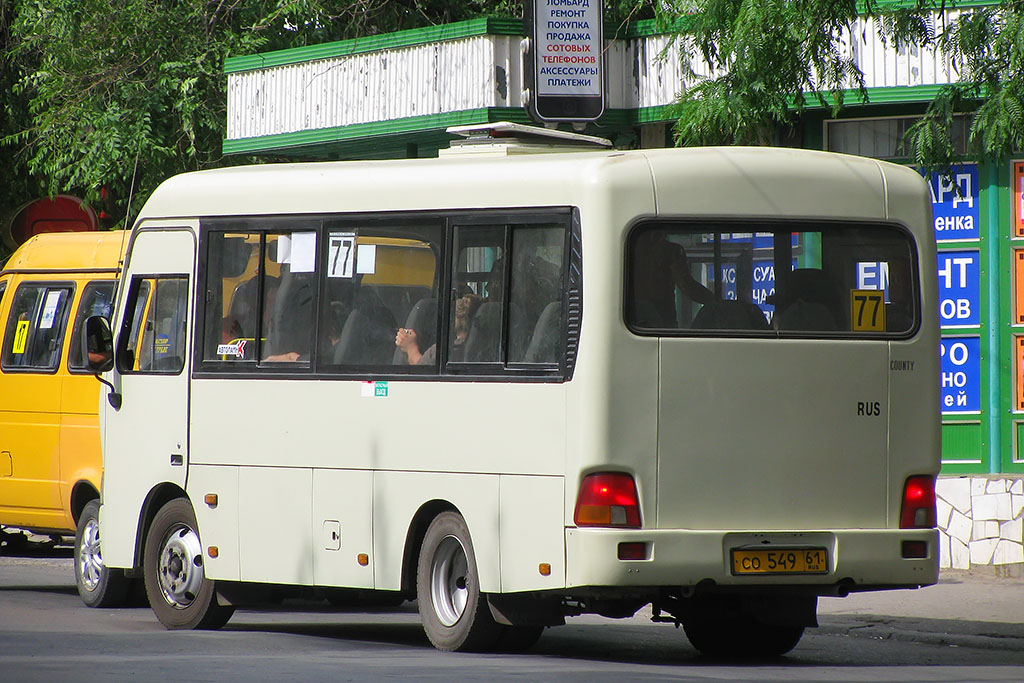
[
  {"left": 655, "top": 0, "right": 1024, "bottom": 175},
  {"left": 1, "top": 0, "right": 519, "bottom": 242}
]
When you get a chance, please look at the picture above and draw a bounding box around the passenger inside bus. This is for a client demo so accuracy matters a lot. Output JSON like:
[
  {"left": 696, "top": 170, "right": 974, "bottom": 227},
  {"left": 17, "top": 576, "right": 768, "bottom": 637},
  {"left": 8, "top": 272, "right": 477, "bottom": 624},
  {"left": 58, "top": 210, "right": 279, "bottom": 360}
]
[
  {"left": 395, "top": 294, "right": 480, "bottom": 365},
  {"left": 773, "top": 268, "right": 844, "bottom": 331},
  {"left": 630, "top": 231, "right": 714, "bottom": 328}
]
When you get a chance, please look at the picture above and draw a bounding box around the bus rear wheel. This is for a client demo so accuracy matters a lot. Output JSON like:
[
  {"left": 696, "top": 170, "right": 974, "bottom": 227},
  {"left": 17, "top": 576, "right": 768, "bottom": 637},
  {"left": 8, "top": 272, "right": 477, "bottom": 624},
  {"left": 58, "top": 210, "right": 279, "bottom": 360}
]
[
  {"left": 75, "top": 499, "right": 131, "bottom": 608},
  {"left": 417, "top": 511, "right": 503, "bottom": 652},
  {"left": 143, "top": 498, "right": 233, "bottom": 630}
]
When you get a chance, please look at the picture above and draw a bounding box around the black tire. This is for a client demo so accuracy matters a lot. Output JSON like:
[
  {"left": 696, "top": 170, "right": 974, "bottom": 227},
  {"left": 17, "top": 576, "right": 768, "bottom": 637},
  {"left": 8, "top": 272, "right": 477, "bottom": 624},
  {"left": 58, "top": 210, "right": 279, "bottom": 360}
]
[
  {"left": 684, "top": 616, "right": 804, "bottom": 658},
  {"left": 74, "top": 500, "right": 131, "bottom": 608},
  {"left": 143, "top": 498, "right": 233, "bottom": 630},
  {"left": 416, "top": 511, "right": 503, "bottom": 652}
]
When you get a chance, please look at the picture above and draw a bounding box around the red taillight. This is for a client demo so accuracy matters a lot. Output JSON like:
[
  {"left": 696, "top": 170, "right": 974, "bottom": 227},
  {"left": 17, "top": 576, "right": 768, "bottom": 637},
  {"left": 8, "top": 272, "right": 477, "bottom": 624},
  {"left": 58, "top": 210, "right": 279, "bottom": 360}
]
[
  {"left": 900, "top": 475, "right": 936, "bottom": 529},
  {"left": 574, "top": 473, "right": 641, "bottom": 528}
]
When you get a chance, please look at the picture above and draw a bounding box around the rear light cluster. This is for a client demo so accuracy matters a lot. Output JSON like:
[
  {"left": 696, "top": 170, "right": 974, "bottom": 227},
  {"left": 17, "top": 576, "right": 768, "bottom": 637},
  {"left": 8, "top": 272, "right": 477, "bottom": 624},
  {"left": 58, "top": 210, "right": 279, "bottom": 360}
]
[
  {"left": 900, "top": 475, "right": 936, "bottom": 529},
  {"left": 574, "top": 472, "right": 641, "bottom": 528}
]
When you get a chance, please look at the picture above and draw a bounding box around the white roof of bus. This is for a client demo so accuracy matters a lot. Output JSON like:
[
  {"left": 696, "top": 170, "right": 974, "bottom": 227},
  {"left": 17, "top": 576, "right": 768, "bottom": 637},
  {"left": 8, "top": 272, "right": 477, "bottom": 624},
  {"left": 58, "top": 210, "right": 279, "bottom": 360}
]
[{"left": 135, "top": 147, "right": 929, "bottom": 239}]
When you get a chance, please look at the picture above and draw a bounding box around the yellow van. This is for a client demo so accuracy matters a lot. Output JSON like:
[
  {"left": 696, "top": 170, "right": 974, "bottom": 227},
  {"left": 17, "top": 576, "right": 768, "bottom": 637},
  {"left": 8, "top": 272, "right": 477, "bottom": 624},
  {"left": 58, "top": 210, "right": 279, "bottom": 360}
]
[{"left": 0, "top": 230, "right": 130, "bottom": 606}]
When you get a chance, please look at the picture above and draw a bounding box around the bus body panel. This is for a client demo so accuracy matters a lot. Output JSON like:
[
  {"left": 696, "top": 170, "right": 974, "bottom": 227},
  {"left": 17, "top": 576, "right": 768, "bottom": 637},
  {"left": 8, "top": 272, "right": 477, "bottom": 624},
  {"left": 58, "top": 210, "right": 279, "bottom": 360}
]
[
  {"left": 189, "top": 380, "right": 566, "bottom": 475},
  {"left": 566, "top": 157, "right": 659, "bottom": 527},
  {"left": 373, "top": 471, "right": 501, "bottom": 592},
  {"left": 643, "top": 146, "right": 887, "bottom": 219},
  {"left": 312, "top": 467, "right": 374, "bottom": 589},
  {"left": 238, "top": 466, "right": 314, "bottom": 585},
  {"left": 565, "top": 527, "right": 939, "bottom": 588},
  {"left": 187, "top": 464, "right": 241, "bottom": 581},
  {"left": 499, "top": 474, "right": 566, "bottom": 591},
  {"left": 656, "top": 338, "right": 889, "bottom": 530}
]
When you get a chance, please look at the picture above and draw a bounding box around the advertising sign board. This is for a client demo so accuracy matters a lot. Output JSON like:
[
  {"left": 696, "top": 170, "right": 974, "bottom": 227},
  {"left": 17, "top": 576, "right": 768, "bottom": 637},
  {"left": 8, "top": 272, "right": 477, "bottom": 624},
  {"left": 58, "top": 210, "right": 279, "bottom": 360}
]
[
  {"left": 941, "top": 336, "right": 981, "bottom": 414},
  {"left": 525, "top": 0, "right": 604, "bottom": 122}
]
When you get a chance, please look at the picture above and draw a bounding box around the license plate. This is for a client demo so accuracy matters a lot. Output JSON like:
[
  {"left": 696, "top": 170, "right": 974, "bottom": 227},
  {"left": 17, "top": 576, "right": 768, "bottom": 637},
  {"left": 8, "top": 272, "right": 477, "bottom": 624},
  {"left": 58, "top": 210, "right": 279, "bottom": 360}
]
[{"left": 731, "top": 547, "right": 828, "bottom": 575}]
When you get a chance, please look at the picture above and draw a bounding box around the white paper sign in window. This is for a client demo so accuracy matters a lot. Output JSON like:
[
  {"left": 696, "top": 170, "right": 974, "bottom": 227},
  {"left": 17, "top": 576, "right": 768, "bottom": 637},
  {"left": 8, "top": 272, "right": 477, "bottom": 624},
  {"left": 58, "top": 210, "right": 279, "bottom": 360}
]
[
  {"left": 328, "top": 232, "right": 357, "bottom": 278},
  {"left": 40, "top": 290, "right": 63, "bottom": 329},
  {"left": 290, "top": 232, "right": 317, "bottom": 273},
  {"left": 356, "top": 244, "right": 377, "bottom": 275}
]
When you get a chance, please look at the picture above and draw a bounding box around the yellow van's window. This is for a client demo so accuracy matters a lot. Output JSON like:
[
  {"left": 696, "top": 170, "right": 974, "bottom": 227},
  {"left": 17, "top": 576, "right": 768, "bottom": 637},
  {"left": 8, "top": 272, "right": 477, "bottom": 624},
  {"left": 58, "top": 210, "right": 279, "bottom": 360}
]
[
  {"left": 68, "top": 281, "right": 117, "bottom": 370},
  {"left": 2, "top": 283, "right": 73, "bottom": 371}
]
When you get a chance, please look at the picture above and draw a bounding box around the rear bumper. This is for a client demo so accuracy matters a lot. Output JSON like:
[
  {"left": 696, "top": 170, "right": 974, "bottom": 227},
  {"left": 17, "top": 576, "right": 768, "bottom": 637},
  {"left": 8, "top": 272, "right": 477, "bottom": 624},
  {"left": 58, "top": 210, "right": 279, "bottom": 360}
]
[{"left": 565, "top": 528, "right": 939, "bottom": 594}]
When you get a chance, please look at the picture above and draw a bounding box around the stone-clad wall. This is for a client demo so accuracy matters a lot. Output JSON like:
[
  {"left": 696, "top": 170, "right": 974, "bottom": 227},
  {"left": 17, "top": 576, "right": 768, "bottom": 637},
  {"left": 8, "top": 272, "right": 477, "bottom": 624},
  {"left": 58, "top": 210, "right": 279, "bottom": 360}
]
[{"left": 936, "top": 476, "right": 1024, "bottom": 569}]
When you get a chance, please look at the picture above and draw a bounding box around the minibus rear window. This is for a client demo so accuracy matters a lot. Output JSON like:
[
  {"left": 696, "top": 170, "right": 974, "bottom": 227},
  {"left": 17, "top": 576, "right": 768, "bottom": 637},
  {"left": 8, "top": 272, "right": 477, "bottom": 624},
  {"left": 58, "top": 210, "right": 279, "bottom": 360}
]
[{"left": 626, "top": 221, "right": 919, "bottom": 337}]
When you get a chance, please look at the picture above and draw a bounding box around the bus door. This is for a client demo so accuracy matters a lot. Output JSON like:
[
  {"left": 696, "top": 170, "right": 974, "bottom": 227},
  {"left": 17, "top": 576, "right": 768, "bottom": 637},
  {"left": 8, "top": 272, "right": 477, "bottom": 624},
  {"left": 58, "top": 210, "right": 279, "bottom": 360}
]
[{"left": 101, "top": 227, "right": 195, "bottom": 568}]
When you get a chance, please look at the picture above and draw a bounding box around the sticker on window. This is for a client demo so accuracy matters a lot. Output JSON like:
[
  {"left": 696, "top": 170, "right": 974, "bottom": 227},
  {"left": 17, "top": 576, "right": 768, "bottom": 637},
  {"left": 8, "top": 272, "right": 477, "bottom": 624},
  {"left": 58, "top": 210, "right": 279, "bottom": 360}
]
[
  {"left": 328, "top": 233, "right": 357, "bottom": 278},
  {"left": 851, "top": 289, "right": 886, "bottom": 332},
  {"left": 40, "top": 290, "right": 63, "bottom": 329},
  {"left": 217, "top": 340, "right": 248, "bottom": 358},
  {"left": 12, "top": 320, "right": 29, "bottom": 354}
]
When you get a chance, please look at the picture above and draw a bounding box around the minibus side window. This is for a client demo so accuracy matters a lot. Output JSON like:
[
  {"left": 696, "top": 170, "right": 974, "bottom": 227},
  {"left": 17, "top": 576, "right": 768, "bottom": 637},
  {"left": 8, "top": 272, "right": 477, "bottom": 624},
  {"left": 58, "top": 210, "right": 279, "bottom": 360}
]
[
  {"left": 203, "top": 232, "right": 260, "bottom": 362},
  {"left": 323, "top": 224, "right": 441, "bottom": 370},
  {"left": 68, "top": 281, "right": 116, "bottom": 370},
  {"left": 1, "top": 283, "right": 73, "bottom": 372},
  {"left": 508, "top": 226, "right": 565, "bottom": 364},
  {"left": 118, "top": 277, "right": 188, "bottom": 374},
  {"left": 449, "top": 222, "right": 567, "bottom": 368},
  {"left": 263, "top": 232, "right": 316, "bottom": 364}
]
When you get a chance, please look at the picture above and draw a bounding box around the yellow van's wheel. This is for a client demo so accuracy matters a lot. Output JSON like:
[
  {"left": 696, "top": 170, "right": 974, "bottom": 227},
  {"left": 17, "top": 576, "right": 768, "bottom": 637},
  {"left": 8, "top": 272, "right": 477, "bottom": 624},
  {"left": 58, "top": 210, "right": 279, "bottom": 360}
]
[
  {"left": 143, "top": 498, "right": 233, "bottom": 630},
  {"left": 74, "top": 500, "right": 130, "bottom": 608},
  {"left": 417, "top": 511, "right": 503, "bottom": 651}
]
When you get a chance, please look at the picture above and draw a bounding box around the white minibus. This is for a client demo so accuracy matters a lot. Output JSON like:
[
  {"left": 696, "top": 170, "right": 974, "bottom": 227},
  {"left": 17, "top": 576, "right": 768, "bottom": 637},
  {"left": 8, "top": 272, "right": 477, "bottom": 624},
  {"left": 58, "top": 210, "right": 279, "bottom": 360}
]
[{"left": 85, "top": 125, "right": 939, "bottom": 657}]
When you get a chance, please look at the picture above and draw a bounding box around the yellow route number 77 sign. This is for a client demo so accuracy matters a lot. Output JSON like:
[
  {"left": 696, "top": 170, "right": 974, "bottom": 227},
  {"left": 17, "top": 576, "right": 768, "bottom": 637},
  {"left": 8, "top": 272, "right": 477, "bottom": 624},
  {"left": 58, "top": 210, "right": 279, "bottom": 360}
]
[{"left": 851, "top": 289, "right": 886, "bottom": 332}]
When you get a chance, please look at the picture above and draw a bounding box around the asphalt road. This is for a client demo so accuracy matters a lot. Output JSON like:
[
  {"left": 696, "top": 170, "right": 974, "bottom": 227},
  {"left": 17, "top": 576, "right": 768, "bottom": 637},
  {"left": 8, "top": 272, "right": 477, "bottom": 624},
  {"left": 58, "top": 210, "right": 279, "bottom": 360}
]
[{"left": 1, "top": 546, "right": 1023, "bottom": 681}]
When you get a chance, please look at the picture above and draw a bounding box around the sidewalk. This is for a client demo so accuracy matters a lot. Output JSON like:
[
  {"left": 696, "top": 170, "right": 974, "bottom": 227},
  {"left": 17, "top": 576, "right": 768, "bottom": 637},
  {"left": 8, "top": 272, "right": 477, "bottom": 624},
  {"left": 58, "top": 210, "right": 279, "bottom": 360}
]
[
  {"left": 817, "top": 568, "right": 1024, "bottom": 649},
  {"left": 819, "top": 568, "right": 1024, "bottom": 623}
]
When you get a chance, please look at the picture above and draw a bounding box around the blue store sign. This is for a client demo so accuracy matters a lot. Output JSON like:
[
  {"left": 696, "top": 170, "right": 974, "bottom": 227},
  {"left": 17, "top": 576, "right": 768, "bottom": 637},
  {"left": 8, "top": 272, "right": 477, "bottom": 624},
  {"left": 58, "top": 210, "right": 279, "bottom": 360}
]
[
  {"left": 929, "top": 164, "right": 979, "bottom": 242},
  {"left": 937, "top": 250, "right": 980, "bottom": 328},
  {"left": 940, "top": 336, "right": 980, "bottom": 414}
]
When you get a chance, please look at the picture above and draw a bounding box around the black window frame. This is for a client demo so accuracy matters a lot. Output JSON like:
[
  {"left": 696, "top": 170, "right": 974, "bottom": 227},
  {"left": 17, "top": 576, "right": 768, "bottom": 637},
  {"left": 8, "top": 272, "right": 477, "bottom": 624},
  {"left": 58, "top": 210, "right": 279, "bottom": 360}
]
[
  {"left": 116, "top": 274, "right": 190, "bottom": 375},
  {"left": 68, "top": 279, "right": 118, "bottom": 373},
  {"left": 0, "top": 280, "right": 76, "bottom": 374},
  {"left": 624, "top": 217, "right": 922, "bottom": 340}
]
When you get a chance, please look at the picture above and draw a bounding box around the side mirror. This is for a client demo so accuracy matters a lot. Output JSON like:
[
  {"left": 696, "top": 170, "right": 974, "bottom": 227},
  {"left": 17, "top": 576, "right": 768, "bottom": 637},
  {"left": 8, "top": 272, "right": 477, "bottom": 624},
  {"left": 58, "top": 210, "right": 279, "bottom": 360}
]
[
  {"left": 83, "top": 315, "right": 115, "bottom": 373},
  {"left": 83, "top": 315, "right": 121, "bottom": 409}
]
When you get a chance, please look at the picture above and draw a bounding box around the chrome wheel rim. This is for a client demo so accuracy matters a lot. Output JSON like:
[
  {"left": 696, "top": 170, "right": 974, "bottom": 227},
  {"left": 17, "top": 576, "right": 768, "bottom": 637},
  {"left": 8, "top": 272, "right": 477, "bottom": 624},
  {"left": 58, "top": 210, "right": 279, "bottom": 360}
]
[
  {"left": 157, "top": 524, "right": 204, "bottom": 609},
  {"left": 430, "top": 535, "right": 469, "bottom": 627},
  {"left": 78, "top": 517, "right": 104, "bottom": 591}
]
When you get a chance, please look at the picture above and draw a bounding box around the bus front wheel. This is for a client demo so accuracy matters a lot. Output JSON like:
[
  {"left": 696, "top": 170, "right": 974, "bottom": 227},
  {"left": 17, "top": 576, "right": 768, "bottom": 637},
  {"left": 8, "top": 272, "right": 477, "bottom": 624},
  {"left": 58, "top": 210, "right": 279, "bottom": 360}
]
[
  {"left": 75, "top": 499, "right": 131, "bottom": 608},
  {"left": 416, "top": 511, "right": 503, "bottom": 651},
  {"left": 143, "top": 498, "right": 233, "bottom": 630}
]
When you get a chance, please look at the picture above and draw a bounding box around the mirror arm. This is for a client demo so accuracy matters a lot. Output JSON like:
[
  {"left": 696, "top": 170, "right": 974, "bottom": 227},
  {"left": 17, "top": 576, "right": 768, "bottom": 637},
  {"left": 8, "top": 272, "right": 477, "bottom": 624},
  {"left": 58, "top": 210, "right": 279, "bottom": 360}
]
[{"left": 91, "top": 373, "right": 122, "bottom": 410}]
